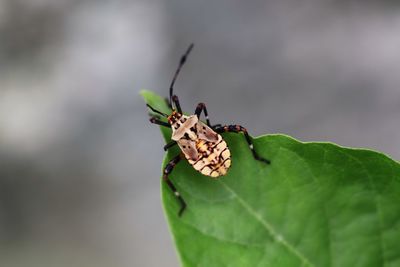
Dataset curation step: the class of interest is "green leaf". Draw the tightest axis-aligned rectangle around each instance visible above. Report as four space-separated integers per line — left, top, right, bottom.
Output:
141 89 400 267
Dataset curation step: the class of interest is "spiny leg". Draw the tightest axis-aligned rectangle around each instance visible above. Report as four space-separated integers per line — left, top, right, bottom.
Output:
164 141 177 151
194 103 221 128
163 154 187 216
215 125 271 164
168 44 194 108
149 117 171 128
194 102 211 126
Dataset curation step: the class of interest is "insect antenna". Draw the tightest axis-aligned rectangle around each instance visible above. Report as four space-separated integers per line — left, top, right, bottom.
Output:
146 104 168 117
169 43 194 108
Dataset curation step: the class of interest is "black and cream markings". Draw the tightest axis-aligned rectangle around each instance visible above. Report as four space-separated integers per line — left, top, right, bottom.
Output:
147 44 270 216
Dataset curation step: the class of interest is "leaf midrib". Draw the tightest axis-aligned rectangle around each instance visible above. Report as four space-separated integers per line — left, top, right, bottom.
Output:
220 180 315 267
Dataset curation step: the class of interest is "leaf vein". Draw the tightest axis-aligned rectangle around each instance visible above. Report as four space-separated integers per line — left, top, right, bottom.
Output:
342 151 387 266
181 220 266 248
220 181 315 267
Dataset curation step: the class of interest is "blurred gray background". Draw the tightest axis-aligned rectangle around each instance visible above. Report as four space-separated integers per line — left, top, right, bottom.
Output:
1 0 400 266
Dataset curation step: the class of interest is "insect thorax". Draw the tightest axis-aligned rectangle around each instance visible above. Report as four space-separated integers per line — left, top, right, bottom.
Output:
170 114 198 141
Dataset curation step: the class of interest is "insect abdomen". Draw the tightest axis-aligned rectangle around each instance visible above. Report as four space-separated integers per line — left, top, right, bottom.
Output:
188 135 231 178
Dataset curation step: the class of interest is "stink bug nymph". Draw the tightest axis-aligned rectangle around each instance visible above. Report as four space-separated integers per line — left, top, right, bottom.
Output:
147 44 270 216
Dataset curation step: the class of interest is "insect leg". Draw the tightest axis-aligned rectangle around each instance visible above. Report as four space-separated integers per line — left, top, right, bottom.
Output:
149 117 171 128
171 95 182 113
169 44 194 108
147 104 168 117
164 141 177 151
163 154 187 216
194 103 211 126
215 125 271 164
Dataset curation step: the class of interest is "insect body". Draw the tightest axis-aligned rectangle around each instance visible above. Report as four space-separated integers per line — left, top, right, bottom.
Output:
147 44 270 216
169 112 231 178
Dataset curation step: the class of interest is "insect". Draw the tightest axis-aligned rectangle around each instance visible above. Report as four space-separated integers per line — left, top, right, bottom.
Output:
147 44 270 216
